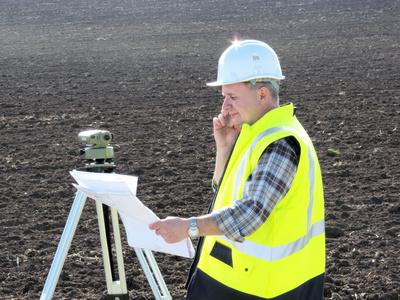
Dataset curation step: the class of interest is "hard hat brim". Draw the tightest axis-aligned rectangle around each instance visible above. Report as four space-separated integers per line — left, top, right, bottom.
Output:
206 81 223 87
206 75 285 87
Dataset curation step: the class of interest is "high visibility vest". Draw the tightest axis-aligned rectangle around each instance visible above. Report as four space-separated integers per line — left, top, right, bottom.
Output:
187 104 325 299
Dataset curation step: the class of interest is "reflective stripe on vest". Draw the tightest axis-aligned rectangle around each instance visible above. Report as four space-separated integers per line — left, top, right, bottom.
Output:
220 126 324 262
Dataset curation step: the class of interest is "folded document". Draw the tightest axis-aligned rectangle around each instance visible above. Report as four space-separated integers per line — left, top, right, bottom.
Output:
70 170 195 258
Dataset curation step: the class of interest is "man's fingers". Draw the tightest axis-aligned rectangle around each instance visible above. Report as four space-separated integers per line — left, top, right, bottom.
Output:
220 109 229 117
214 113 234 128
218 114 226 126
213 116 224 128
225 114 233 127
148 221 160 230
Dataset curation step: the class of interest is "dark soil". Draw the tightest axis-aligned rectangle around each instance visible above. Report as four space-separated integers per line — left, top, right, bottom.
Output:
1 0 399 299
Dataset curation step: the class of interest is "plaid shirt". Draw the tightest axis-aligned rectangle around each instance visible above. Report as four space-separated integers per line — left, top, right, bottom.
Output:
212 136 300 243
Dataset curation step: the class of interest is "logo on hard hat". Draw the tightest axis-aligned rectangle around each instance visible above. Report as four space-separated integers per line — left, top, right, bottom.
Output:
253 53 260 60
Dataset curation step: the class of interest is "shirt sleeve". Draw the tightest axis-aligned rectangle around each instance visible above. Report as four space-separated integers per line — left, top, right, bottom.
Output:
212 137 300 242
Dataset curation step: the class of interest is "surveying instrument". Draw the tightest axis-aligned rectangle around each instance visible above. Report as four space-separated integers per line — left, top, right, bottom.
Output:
40 130 172 300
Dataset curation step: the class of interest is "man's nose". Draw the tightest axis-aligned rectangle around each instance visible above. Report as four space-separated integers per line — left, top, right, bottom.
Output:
222 98 232 111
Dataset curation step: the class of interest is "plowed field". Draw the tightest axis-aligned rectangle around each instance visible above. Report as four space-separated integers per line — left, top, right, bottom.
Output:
1 0 399 299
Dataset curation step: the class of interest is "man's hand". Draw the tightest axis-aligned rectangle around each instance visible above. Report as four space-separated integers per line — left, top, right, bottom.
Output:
149 217 190 244
213 109 241 150
213 110 241 183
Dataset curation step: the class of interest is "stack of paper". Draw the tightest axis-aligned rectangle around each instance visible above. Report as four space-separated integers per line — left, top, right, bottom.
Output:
70 170 195 258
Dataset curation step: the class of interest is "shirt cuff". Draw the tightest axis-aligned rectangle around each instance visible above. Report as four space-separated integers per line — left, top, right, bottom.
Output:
212 209 245 243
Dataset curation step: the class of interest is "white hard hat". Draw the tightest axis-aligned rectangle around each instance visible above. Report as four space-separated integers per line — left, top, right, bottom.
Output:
207 40 285 87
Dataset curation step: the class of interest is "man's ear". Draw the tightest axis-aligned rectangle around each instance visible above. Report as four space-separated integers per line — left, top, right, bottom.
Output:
259 86 271 104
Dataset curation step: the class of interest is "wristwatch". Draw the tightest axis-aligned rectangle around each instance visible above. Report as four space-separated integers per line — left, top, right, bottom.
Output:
188 217 199 238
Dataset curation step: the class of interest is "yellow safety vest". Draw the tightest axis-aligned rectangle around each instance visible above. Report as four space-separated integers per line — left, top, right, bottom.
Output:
187 104 325 299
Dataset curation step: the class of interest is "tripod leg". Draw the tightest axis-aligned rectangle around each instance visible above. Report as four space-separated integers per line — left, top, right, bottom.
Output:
40 191 87 300
101 203 117 280
134 248 172 300
96 202 128 299
110 207 128 288
143 249 171 299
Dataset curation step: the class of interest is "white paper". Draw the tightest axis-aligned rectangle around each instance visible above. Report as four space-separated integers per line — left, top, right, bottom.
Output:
70 170 195 258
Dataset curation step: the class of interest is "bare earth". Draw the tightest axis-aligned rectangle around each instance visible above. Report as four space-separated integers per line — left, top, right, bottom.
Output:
1 0 399 299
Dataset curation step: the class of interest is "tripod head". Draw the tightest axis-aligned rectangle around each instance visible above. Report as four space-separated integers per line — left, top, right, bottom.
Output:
78 130 116 173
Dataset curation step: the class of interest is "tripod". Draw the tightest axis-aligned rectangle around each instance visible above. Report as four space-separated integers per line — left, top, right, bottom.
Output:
40 130 172 300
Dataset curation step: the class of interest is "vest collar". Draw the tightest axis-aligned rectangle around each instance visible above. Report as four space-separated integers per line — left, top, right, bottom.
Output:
241 103 294 134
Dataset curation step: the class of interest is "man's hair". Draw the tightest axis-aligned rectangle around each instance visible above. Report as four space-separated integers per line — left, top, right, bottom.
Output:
244 81 280 104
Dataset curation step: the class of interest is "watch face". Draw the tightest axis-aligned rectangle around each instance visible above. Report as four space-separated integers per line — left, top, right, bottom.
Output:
189 226 199 238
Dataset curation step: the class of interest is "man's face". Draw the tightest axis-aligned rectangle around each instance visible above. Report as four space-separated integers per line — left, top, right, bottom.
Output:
221 82 263 127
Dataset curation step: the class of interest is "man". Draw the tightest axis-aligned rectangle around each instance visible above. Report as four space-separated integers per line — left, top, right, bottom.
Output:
149 40 325 299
